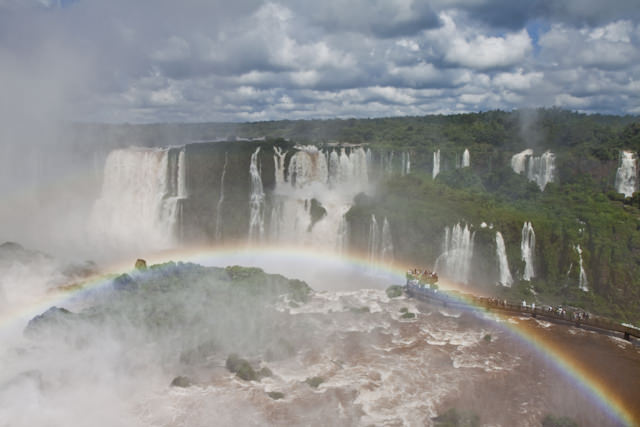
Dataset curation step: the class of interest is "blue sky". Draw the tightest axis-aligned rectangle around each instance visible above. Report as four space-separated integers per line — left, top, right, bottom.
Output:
1 0 639 123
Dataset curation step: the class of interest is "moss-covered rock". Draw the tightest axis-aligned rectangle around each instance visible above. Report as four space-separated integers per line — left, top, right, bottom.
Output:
170 376 192 388
226 354 258 381
433 407 480 427
305 376 325 389
267 391 285 400
386 285 404 298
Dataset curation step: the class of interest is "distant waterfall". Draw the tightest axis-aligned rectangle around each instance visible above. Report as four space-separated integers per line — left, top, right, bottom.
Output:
615 150 637 197
177 148 187 198
270 145 370 249
511 149 555 190
90 146 186 250
462 149 470 168
495 232 513 287
401 152 411 176
336 214 349 253
215 152 228 241
435 223 474 285
521 222 535 280
381 217 394 262
432 149 440 179
248 147 265 243
368 214 380 263
575 244 589 292
274 146 287 186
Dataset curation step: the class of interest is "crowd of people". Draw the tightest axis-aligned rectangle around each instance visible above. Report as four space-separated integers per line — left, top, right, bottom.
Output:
406 268 438 285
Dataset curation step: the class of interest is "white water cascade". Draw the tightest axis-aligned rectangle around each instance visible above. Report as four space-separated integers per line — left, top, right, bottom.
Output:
575 244 589 292
615 150 637 198
215 152 228 241
521 222 535 281
495 232 513 287
401 152 411 175
270 145 370 250
432 149 440 179
90 146 186 250
248 147 265 243
510 149 555 190
462 149 470 168
381 217 394 263
368 214 380 264
435 223 474 285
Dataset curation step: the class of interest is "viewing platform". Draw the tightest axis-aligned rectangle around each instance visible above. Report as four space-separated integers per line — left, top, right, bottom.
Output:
405 281 640 343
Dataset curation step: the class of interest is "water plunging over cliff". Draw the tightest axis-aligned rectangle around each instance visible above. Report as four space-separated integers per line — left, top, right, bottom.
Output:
248 147 265 243
381 217 394 263
521 222 535 281
433 150 440 179
214 152 228 241
462 149 470 168
270 146 370 250
496 231 513 287
615 150 637 198
435 223 474 285
575 244 588 292
90 146 186 250
510 149 555 191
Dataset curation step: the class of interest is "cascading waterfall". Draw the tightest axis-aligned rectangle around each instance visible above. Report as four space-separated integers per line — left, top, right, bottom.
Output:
432 149 440 179
90 146 185 250
274 146 287 186
248 147 265 243
336 214 349 253
368 214 380 263
575 244 589 292
521 222 535 280
615 150 637 197
270 145 370 249
510 149 555 190
510 149 533 174
495 231 513 287
214 152 228 241
462 149 470 168
380 217 394 262
434 223 474 285
401 152 411 176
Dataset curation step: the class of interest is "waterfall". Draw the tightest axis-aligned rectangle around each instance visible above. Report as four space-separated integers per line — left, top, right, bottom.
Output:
177 148 187 198
434 223 474 285
274 146 287 186
270 145 370 249
432 149 440 179
615 150 637 197
510 149 533 174
248 147 265 243
381 217 394 263
527 151 555 190
214 152 228 241
521 222 535 280
368 215 380 263
336 214 349 253
462 149 470 168
90 146 185 250
495 232 513 287
401 152 411 176
575 244 589 292
511 149 555 190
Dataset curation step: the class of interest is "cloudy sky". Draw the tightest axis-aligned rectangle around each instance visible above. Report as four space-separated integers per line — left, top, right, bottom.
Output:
1 0 640 123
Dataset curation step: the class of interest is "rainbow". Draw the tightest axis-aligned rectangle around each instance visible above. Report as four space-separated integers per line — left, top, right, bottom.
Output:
1 244 636 426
